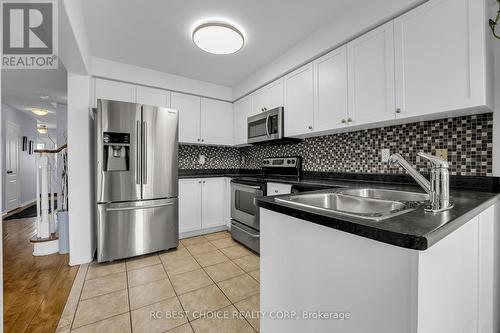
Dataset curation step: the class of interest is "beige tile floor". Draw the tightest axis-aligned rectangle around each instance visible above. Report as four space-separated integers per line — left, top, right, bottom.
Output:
56 231 260 333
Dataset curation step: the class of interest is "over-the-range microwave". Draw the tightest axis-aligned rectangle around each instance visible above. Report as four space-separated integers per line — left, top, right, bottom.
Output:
247 107 285 144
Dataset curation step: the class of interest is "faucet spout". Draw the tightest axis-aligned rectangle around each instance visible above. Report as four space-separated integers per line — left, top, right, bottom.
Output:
388 153 431 194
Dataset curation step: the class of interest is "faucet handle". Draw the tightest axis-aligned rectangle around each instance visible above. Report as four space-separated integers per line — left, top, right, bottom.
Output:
417 152 449 169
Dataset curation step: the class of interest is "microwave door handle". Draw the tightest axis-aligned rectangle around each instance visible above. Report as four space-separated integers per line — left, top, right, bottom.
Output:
136 120 141 184
265 114 270 137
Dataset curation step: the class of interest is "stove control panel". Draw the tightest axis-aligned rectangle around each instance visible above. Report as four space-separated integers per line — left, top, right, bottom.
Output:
262 157 301 168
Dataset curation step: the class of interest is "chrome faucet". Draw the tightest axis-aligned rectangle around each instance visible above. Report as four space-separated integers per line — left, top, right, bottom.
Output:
388 152 453 212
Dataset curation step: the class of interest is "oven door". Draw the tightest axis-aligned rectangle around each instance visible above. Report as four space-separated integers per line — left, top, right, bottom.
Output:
231 182 263 230
247 107 283 144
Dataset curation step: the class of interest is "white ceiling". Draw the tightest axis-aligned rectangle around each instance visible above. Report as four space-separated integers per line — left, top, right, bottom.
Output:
80 0 366 86
1 65 67 129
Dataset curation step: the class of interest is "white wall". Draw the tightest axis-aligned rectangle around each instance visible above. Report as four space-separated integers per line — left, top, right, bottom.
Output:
232 0 425 99
493 39 500 177
92 57 233 101
67 73 94 265
1 104 38 210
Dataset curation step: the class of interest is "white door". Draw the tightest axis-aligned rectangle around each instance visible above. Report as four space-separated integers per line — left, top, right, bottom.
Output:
201 178 227 229
136 86 171 107
348 22 395 125
266 79 284 110
94 78 136 104
251 88 267 115
200 98 233 145
394 0 482 118
284 63 315 136
233 97 251 145
179 179 202 233
313 46 348 132
5 121 20 212
171 92 201 144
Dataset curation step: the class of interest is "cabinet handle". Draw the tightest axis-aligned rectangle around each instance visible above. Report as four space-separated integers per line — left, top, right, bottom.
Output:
199 181 202 184
275 190 278 193
201 139 204 142
261 108 264 112
341 119 347 124
203 180 206 183
347 118 352 123
197 138 200 142
395 108 401 114
308 125 313 130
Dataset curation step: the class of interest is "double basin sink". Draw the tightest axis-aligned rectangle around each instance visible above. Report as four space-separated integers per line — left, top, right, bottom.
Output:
275 188 430 221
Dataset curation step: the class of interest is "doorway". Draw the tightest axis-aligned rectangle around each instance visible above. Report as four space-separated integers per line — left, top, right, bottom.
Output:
5 121 20 212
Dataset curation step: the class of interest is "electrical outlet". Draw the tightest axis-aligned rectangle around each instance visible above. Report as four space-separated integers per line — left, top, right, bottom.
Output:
435 149 448 160
198 154 206 165
381 149 391 162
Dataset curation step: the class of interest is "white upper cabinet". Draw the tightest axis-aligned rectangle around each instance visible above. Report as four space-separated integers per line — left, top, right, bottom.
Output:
201 178 227 229
266 79 284 110
95 79 136 104
201 98 234 146
284 63 314 137
394 0 491 118
347 22 395 125
250 79 284 115
233 96 251 146
136 86 171 108
171 92 201 144
313 46 348 132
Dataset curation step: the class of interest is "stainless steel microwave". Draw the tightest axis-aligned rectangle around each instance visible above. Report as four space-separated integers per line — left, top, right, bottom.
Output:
247 107 284 144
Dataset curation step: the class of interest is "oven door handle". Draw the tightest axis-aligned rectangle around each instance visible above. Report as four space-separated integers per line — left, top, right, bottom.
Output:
233 184 261 190
232 223 260 238
265 114 271 137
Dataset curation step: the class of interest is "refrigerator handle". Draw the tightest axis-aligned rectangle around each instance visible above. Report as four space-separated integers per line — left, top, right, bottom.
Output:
142 121 147 184
136 120 141 184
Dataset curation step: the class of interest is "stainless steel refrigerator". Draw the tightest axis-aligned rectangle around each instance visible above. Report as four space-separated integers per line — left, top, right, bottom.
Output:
95 99 179 262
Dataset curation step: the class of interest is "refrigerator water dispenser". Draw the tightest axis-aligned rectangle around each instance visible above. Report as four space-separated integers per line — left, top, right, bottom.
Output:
103 132 130 171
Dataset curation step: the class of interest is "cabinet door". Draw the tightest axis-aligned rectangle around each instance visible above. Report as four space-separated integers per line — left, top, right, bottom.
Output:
200 98 234 145
233 97 251 145
394 0 483 118
251 88 267 115
136 86 171 108
201 178 227 229
284 63 315 136
179 179 202 233
171 92 201 144
313 46 348 132
348 22 395 125
266 79 284 110
95 78 136 103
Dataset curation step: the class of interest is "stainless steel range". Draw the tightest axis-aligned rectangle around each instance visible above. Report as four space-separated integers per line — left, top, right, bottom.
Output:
230 157 302 253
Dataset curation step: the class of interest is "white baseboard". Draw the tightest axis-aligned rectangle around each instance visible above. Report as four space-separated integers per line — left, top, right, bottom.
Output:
179 225 228 239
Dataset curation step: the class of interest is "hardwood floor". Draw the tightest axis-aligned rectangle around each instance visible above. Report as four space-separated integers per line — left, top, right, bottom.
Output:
3 217 79 333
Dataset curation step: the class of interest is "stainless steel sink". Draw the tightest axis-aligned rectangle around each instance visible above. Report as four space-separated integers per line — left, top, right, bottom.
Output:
275 188 428 221
339 188 429 202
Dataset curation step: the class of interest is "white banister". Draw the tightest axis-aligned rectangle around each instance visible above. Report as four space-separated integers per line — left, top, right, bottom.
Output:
31 144 67 256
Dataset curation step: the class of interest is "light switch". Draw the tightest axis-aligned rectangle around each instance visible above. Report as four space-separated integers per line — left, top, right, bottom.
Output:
381 149 391 163
198 154 206 165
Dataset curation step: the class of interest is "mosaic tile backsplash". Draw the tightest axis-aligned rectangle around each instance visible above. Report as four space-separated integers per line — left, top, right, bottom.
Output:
180 113 493 176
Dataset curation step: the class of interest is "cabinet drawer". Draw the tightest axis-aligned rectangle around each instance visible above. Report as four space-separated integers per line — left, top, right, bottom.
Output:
267 182 292 195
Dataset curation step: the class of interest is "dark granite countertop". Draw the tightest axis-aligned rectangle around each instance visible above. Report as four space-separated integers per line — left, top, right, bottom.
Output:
179 169 500 250
256 182 499 250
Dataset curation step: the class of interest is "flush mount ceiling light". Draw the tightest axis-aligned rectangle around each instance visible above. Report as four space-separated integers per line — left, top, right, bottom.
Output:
37 125 48 134
192 22 244 54
32 108 49 116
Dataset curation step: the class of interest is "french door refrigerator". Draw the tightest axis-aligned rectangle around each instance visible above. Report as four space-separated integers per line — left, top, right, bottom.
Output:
96 99 178 262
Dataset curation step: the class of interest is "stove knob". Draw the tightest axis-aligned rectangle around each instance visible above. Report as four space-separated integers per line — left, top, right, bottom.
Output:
287 160 291 164
291 160 296 164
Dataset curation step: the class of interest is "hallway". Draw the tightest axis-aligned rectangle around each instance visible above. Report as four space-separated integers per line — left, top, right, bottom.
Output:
3 217 78 332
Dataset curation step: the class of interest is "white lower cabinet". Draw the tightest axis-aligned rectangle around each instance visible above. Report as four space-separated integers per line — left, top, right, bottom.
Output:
179 178 229 237
179 179 202 233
